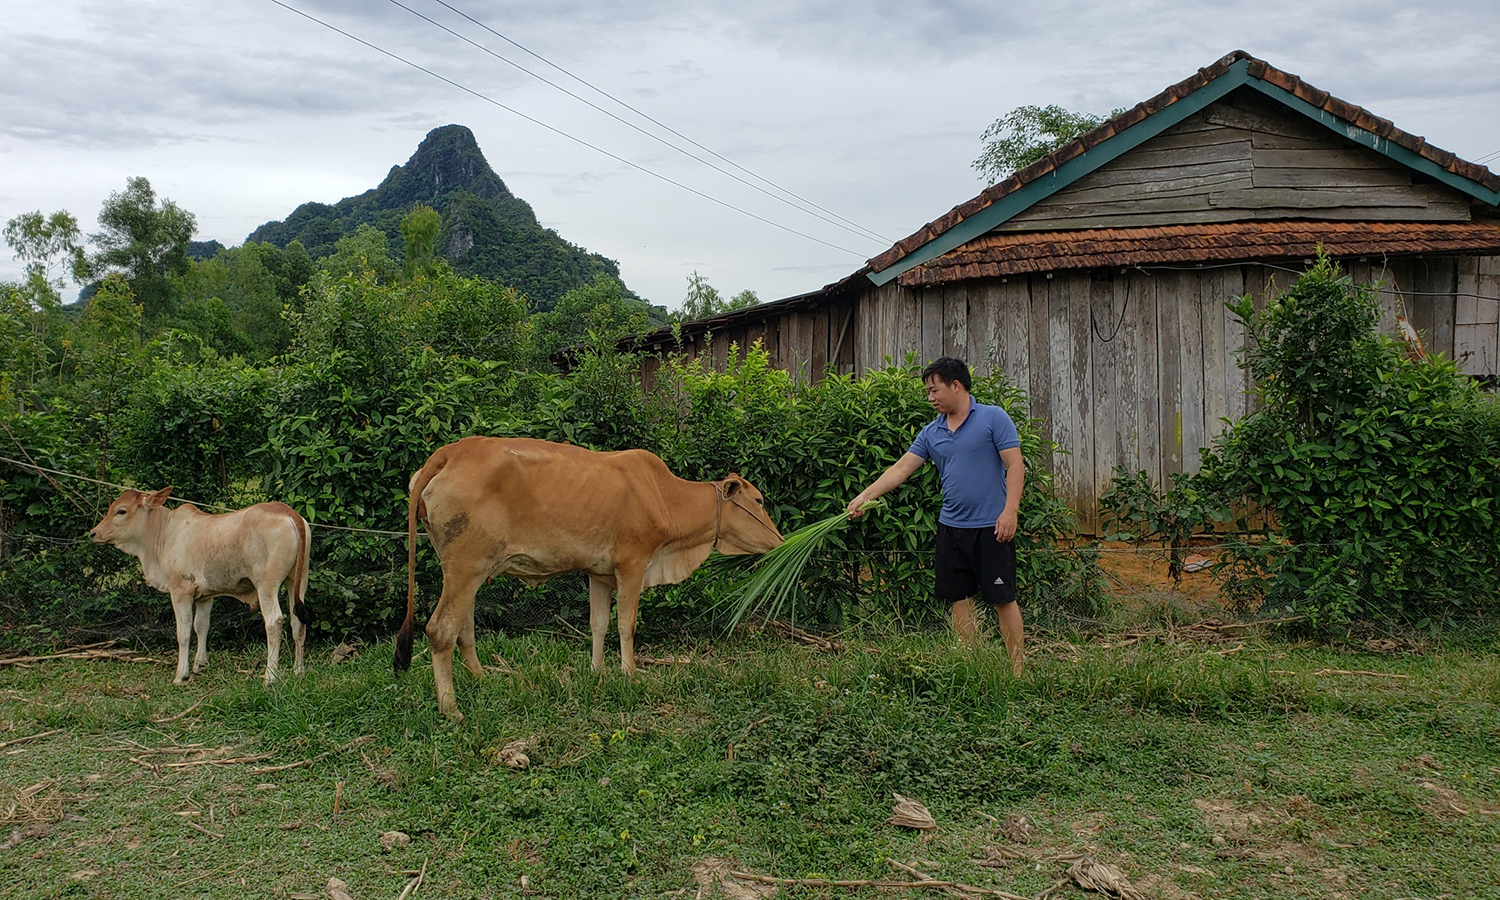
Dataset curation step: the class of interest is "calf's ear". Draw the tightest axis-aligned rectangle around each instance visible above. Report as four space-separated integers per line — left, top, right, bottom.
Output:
720 477 742 498
147 486 174 507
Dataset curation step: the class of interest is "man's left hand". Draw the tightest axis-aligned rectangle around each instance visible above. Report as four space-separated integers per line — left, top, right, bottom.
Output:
995 509 1018 543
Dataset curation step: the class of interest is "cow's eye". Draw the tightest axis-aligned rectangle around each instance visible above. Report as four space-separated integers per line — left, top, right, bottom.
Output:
755 498 764 505
114 509 125 516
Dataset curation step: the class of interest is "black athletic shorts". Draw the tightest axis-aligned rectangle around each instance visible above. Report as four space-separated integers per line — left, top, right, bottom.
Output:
934 522 1018 606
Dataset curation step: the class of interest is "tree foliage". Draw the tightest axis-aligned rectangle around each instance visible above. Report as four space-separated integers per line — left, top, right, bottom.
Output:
81 177 197 320
675 271 759 323
972 104 1108 184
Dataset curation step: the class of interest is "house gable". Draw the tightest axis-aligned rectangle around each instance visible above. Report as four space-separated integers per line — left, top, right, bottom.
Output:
867 52 1500 286
1000 89 1473 231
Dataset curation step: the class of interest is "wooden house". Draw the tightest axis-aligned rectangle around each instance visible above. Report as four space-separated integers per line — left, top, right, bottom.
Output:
629 51 1500 531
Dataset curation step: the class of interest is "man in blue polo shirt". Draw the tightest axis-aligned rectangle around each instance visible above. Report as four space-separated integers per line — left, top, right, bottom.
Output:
847 357 1026 674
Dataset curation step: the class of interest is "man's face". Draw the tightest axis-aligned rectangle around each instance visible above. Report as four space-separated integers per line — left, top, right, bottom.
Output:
924 376 966 415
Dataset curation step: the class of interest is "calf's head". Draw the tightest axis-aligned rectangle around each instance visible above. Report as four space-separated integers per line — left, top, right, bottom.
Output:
90 487 174 548
714 474 784 555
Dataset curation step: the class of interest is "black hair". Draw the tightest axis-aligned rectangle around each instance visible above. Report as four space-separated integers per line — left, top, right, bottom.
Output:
920 357 971 391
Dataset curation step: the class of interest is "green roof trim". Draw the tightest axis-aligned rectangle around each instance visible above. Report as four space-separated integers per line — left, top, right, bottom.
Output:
869 57 1498 287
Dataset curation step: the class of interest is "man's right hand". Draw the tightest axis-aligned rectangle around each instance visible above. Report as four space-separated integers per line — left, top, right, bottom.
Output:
846 494 870 518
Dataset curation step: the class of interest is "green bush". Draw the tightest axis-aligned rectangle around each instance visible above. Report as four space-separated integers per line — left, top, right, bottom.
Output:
1196 254 1500 622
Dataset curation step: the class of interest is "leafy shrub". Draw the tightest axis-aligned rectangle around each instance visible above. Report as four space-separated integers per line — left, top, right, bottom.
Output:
1196 254 1500 622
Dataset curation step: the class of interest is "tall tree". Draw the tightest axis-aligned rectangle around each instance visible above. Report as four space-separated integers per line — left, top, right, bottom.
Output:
4 210 84 310
401 202 442 280
81 177 197 319
972 105 1108 184
675 272 759 323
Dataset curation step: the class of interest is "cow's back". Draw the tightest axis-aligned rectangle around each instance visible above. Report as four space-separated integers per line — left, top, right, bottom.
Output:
161 503 305 596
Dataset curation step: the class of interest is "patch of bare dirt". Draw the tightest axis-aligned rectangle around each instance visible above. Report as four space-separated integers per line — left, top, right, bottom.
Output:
690 858 777 900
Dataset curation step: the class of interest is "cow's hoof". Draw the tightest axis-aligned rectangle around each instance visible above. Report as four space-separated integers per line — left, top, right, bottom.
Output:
192 664 207 674
173 675 190 686
441 709 465 724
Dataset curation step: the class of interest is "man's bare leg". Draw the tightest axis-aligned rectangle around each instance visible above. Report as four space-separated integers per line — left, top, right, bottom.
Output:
994 601 1024 676
951 598 979 646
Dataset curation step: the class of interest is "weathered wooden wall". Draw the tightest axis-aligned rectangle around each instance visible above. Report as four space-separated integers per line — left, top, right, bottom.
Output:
1002 90 1473 231
662 255 1499 531
844 256 1499 532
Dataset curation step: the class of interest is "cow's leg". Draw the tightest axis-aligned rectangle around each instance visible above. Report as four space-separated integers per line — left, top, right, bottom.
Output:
426 569 484 721
457 610 483 680
614 565 645 680
170 591 194 685
588 575 613 672
192 597 214 673
256 582 286 685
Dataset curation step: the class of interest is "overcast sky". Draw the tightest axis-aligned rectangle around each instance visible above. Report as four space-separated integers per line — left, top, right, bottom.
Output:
3 1 1498 308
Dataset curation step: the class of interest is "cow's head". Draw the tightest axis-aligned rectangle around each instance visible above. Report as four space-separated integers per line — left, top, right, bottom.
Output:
714 474 784 555
90 487 174 548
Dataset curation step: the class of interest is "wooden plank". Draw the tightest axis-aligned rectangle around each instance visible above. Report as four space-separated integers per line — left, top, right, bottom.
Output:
1252 148 1401 169
1134 271 1161 489
1455 325 1498 376
1252 167 1412 188
943 284 968 360
711 331 729 371
1179 271 1207 475
1135 124 1255 152
761 315 780 370
1048 275 1085 526
1250 131 1341 151
1481 257 1500 377
897 284 920 370
965 281 997 377
1157 270 1186 482
810 306 830 381
920 289 943 366
1027 276 1054 459
1456 256 1482 326
1090 272 1123 511
1058 157 1252 192
1103 139 1253 170
1210 187 1434 209
831 301 856 375
1047 169 1253 204
1415 257 1458 360
1199 267 1234 443
1205 103 1319 139
1002 278 1030 390
781 311 812 382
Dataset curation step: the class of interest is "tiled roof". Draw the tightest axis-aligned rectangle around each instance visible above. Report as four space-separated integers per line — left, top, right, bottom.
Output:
897 221 1500 286
868 50 1500 276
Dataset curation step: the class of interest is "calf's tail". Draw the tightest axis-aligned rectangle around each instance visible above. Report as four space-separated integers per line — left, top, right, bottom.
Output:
292 512 311 624
395 454 442 674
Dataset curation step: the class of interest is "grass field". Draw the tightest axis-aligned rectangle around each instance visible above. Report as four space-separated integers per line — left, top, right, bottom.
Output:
1 619 1497 900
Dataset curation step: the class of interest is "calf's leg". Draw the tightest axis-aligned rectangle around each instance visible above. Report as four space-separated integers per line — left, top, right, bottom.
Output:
171 591 195 685
588 575 613 672
256 583 286 685
192 597 214 673
289 595 307 676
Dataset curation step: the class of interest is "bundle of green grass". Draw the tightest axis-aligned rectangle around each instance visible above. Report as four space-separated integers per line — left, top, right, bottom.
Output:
711 501 883 630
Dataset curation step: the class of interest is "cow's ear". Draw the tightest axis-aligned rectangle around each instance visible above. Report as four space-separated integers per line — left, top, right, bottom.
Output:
147 486 174 507
721 478 742 498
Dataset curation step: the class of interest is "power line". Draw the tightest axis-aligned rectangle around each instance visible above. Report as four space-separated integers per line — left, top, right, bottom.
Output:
385 0 890 246
1475 148 1500 165
423 0 893 244
266 0 867 258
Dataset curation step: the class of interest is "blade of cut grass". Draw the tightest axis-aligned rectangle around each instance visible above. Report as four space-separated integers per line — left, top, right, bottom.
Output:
713 501 883 631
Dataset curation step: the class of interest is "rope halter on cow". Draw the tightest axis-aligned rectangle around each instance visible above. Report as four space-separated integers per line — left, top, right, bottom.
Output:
712 477 782 553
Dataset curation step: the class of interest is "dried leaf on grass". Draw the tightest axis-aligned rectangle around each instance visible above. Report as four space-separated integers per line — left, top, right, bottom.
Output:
693 857 777 900
998 813 1035 844
498 739 530 769
1 779 65 827
328 643 358 664
380 830 411 852
1065 855 1146 900
889 793 938 832
326 876 356 900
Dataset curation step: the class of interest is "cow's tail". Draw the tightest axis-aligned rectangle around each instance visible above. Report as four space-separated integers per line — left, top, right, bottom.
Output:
291 512 311 624
395 453 442 674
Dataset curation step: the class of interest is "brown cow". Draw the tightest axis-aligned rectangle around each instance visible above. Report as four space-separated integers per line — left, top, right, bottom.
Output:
89 487 312 685
395 437 784 719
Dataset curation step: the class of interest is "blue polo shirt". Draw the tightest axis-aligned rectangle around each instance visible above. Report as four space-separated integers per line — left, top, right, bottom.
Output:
908 398 1021 528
